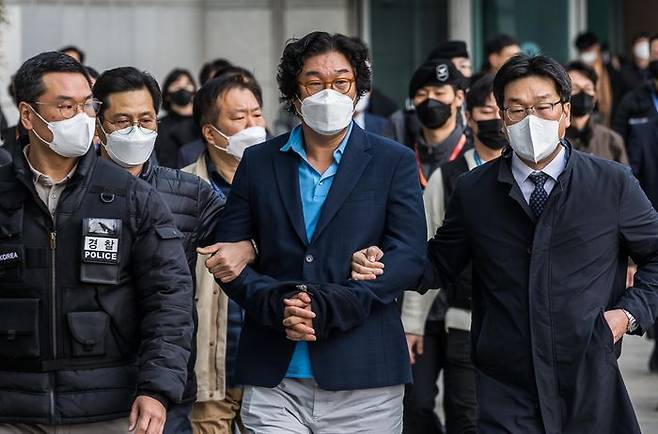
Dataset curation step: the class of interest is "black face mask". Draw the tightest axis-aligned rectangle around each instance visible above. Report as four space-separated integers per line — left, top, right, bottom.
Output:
169 89 194 107
475 119 508 150
649 60 658 80
416 98 453 129
570 92 595 117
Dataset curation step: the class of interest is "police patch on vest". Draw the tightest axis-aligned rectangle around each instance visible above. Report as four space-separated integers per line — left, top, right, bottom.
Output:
0 247 21 266
82 218 121 265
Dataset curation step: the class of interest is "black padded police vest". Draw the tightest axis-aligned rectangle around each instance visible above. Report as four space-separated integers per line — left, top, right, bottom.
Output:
0 158 140 372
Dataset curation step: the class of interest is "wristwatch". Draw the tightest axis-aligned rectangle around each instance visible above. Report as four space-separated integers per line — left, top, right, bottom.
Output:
622 309 638 333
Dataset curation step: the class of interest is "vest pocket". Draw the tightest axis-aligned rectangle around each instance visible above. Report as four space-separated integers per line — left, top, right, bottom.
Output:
0 298 40 358
67 311 110 357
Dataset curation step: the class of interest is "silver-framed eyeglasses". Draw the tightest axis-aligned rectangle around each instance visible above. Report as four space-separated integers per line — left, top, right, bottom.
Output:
503 100 564 122
33 99 101 119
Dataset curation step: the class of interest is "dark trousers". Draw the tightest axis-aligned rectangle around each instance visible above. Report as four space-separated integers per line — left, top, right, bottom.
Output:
651 321 658 371
403 321 447 434
163 401 193 434
444 329 477 434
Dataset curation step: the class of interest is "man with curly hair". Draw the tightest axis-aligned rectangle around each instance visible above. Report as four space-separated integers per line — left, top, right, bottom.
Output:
205 31 427 433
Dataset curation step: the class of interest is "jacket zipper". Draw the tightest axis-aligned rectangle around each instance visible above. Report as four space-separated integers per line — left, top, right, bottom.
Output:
49 230 57 422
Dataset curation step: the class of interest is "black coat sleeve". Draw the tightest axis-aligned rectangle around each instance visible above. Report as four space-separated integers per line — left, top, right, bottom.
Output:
130 184 194 404
195 177 225 247
615 168 658 334
419 175 471 293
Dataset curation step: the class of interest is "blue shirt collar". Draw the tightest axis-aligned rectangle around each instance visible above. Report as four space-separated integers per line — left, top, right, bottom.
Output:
280 122 353 165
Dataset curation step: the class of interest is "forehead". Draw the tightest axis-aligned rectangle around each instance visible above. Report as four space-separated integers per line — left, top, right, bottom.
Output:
476 94 497 107
40 71 91 100
503 75 559 103
417 84 453 93
568 70 593 86
105 89 155 114
170 74 193 88
219 87 261 110
300 51 353 77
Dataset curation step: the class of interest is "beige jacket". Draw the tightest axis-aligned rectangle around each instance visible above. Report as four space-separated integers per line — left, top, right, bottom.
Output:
183 153 229 402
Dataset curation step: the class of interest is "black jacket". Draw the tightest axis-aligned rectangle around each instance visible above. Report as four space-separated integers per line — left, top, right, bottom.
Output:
0 148 194 424
155 114 201 168
421 142 658 433
440 155 472 311
139 157 224 403
628 117 658 210
612 82 658 142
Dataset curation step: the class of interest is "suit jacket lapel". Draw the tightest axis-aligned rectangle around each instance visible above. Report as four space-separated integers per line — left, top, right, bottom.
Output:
273 150 309 245
497 150 537 223
311 125 372 244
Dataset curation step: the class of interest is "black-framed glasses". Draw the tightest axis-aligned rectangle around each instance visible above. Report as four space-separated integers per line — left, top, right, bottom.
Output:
503 100 564 122
298 78 355 96
103 118 158 135
32 99 101 119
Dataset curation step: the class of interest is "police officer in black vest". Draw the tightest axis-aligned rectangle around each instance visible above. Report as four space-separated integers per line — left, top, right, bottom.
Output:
0 52 194 434
91 66 255 434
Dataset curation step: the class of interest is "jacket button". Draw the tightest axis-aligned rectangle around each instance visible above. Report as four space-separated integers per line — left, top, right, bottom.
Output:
209 342 214 347
305 254 314 263
527 246 532 254
213 289 218 295
209 392 214 398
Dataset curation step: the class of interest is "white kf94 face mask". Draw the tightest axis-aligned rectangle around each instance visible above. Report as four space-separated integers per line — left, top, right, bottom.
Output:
211 125 267 161
101 125 158 168
30 107 95 158
299 89 355 135
505 114 561 163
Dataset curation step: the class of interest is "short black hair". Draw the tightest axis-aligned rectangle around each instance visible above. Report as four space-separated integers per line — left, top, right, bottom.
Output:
277 32 371 113
193 72 264 134
85 66 99 80
574 32 599 51
213 66 261 103
485 34 519 57
650 34 658 46
565 60 598 87
92 67 162 120
493 54 571 109
631 32 650 46
162 68 197 111
58 45 85 64
14 51 91 106
466 74 495 112
199 58 233 86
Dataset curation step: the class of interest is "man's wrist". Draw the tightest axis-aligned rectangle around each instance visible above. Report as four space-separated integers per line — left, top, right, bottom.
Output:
622 309 638 333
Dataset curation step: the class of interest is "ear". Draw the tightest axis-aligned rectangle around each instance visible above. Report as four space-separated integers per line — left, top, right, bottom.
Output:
95 118 106 143
562 102 571 129
202 124 219 147
18 102 34 131
292 96 303 118
455 89 465 107
465 110 476 131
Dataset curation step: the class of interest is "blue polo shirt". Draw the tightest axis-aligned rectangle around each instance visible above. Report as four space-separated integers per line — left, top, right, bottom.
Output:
279 122 353 378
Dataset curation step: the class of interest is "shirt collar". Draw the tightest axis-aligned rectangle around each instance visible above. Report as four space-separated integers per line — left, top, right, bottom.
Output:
204 150 231 193
280 122 353 165
23 145 77 186
511 143 566 184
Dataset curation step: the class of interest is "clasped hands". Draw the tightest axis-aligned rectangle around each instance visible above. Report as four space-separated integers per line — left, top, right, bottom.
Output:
283 292 317 342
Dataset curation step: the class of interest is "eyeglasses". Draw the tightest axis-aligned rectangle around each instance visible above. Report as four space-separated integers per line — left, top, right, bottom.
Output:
503 100 564 123
104 119 158 134
298 78 355 96
32 99 101 119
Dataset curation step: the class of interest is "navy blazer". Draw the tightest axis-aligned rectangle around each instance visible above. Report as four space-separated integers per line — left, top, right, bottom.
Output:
215 124 427 390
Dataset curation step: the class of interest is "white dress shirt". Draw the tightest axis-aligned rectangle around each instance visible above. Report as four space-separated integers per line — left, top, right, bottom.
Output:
511 145 566 204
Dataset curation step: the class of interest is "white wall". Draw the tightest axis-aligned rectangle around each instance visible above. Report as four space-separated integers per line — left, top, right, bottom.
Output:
3 0 359 130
